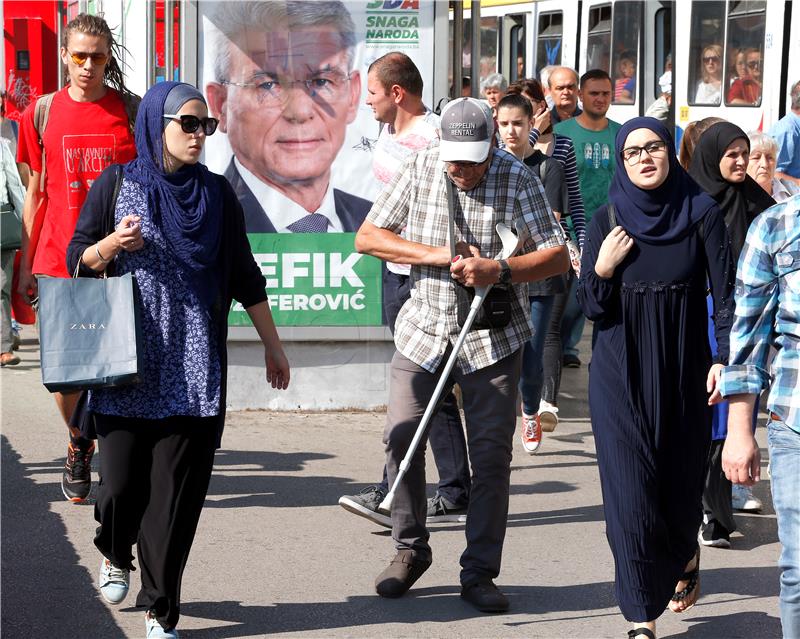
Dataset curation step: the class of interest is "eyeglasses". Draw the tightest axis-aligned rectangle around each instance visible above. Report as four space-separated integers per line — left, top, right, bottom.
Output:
747 60 762 70
68 50 109 66
163 114 219 136
703 56 720 64
221 70 353 107
621 140 667 165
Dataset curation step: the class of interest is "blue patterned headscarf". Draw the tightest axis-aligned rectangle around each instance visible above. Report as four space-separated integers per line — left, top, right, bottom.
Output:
124 81 222 310
608 117 716 244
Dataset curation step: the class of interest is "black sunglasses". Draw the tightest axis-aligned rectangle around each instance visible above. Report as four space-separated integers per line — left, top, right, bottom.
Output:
163 114 218 135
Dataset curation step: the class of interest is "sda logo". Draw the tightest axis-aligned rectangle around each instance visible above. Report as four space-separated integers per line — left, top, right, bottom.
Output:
366 0 419 9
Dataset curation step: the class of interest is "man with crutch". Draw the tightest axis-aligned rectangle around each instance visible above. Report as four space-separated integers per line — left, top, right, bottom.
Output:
355 97 569 612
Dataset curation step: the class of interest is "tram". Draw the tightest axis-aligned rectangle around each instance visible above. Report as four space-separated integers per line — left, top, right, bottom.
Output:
457 0 799 133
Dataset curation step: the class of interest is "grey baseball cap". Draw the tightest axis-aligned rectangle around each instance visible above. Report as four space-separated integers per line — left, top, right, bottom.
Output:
439 97 494 163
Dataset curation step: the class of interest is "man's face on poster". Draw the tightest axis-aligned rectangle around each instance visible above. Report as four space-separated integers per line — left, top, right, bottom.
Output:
208 25 361 188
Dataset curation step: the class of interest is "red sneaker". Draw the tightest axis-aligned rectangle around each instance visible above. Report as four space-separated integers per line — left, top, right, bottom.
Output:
521 413 542 454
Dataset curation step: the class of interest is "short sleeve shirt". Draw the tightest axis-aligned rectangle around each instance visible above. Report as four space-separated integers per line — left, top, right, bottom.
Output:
17 87 136 277
768 112 800 179
367 146 565 374
554 117 621 222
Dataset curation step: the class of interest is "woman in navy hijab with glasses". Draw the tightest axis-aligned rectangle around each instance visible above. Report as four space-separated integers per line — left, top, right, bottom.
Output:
577 117 735 639
68 81 290 639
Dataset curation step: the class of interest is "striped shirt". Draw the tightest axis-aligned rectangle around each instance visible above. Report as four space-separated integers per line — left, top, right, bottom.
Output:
719 194 800 433
368 145 565 374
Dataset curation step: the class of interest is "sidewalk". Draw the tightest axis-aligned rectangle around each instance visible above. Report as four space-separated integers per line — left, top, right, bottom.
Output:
1 329 782 638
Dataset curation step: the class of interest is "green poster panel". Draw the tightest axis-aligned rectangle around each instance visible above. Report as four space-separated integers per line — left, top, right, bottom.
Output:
229 233 383 327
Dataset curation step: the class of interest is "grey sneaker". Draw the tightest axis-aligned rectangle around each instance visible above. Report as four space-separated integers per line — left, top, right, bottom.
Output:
426 493 468 523
338 485 391 528
98 557 129 605
732 484 763 512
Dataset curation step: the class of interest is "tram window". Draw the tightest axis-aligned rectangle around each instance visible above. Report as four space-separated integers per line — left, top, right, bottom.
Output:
611 1 641 105
653 8 672 100
724 1 766 107
536 12 563 78
586 5 612 74
687 1 725 106
462 17 500 86
510 24 525 82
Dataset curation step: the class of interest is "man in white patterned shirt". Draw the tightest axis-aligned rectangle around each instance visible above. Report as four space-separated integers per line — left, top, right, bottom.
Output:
355 97 568 612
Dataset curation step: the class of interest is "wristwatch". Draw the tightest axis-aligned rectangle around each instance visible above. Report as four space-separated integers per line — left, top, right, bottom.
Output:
497 259 512 285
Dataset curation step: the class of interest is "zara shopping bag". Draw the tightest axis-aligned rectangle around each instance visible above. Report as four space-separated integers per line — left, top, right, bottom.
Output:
39 272 140 392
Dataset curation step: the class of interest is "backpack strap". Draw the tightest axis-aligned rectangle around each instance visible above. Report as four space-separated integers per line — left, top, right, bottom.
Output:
121 92 141 134
33 92 56 193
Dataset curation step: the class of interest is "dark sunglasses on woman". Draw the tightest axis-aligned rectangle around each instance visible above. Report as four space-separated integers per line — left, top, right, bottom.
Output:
162 114 219 135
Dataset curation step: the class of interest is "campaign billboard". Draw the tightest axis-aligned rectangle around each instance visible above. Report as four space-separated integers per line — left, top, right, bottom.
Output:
197 0 436 327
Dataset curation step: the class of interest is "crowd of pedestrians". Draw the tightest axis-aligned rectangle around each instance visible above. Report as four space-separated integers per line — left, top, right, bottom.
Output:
2 10 799 639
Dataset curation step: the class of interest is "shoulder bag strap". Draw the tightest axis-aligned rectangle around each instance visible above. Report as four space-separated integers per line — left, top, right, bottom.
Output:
444 170 458 261
33 92 55 193
103 165 124 239
607 203 617 229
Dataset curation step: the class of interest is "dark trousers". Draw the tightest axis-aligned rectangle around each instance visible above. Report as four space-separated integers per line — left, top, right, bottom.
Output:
541 271 571 405
702 439 736 534
381 270 470 505
384 348 522 586
94 413 217 631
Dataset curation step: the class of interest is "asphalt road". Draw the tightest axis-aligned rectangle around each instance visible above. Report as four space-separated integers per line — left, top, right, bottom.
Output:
1 327 782 638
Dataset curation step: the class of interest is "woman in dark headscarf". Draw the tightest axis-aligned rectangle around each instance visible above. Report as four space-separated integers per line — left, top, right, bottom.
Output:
67 81 290 639
577 117 735 639
687 122 775 550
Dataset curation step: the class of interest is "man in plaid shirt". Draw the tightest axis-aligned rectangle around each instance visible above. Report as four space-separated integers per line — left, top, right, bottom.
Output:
355 97 568 611
715 194 800 638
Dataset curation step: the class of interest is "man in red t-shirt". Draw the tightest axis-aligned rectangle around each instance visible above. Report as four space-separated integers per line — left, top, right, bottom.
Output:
17 14 137 503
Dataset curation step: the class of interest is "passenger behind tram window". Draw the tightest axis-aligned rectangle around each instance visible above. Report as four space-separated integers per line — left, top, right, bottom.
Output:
694 44 722 105
614 50 636 104
727 48 763 106
727 48 749 90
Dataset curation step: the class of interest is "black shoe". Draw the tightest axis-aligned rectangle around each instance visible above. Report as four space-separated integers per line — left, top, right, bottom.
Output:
699 516 731 548
61 440 95 502
562 354 581 368
375 549 431 598
338 485 391 528
460 580 509 612
426 494 468 523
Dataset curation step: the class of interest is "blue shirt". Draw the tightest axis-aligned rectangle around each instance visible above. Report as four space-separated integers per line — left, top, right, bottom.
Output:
768 111 800 179
719 194 800 433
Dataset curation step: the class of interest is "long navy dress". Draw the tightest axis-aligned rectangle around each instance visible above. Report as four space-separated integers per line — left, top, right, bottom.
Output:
578 204 735 621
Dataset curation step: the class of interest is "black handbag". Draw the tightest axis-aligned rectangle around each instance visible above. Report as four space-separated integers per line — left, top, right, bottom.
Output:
444 173 512 330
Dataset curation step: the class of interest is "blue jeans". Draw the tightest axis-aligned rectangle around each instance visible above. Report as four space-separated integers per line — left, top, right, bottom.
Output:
768 419 800 639
560 272 586 358
519 295 555 415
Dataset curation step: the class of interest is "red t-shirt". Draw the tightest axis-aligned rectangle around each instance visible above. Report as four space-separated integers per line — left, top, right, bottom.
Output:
17 87 136 277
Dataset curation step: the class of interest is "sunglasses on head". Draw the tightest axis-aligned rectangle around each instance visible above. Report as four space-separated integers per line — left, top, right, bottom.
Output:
68 50 109 66
703 56 720 64
163 114 219 135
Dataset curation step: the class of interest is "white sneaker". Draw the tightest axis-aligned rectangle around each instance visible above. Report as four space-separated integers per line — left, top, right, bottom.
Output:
520 413 542 454
98 557 129 605
538 400 559 432
145 611 179 638
732 484 763 512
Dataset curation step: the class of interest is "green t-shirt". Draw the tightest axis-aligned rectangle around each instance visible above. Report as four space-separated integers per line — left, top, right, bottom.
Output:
554 117 622 223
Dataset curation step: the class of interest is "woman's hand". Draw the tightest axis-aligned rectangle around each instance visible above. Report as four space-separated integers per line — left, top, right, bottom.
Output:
114 214 143 252
532 106 551 135
594 226 633 279
706 363 725 404
265 346 290 390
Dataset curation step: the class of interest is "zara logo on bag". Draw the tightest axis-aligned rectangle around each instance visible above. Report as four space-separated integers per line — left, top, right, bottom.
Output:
70 323 107 330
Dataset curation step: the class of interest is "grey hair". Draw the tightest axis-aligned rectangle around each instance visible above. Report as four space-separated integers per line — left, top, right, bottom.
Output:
792 80 800 111
747 130 778 157
211 1 356 83
480 72 508 94
539 65 555 89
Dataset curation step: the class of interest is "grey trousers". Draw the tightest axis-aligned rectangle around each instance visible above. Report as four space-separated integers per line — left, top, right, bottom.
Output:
384 347 522 587
1 249 15 352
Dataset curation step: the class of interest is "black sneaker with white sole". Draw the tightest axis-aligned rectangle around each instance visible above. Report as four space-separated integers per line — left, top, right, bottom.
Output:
426 494 468 523
338 485 392 528
62 440 95 502
699 516 731 548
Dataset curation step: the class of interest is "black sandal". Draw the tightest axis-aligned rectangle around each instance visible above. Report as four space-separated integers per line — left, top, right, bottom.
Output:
670 547 701 610
627 628 655 639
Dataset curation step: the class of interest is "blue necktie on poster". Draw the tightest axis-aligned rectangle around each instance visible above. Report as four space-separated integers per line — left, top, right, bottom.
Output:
287 213 330 233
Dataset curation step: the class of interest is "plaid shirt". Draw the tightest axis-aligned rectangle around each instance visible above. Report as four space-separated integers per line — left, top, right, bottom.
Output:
720 194 800 433
368 146 564 374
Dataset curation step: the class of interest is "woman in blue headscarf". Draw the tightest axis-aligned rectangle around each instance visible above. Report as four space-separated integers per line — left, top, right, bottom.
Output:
68 81 290 639
577 117 735 638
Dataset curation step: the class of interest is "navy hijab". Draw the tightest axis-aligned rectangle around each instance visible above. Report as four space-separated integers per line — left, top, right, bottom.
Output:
608 117 717 244
687 121 775 259
124 81 222 310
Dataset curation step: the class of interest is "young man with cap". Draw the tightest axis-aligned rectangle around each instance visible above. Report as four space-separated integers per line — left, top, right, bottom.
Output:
355 97 569 611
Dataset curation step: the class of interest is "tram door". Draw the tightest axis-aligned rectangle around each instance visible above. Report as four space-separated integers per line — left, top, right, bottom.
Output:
500 13 527 84
642 1 674 127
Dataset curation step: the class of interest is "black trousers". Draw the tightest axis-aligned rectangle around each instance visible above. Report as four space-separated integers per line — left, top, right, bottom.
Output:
93 413 217 631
